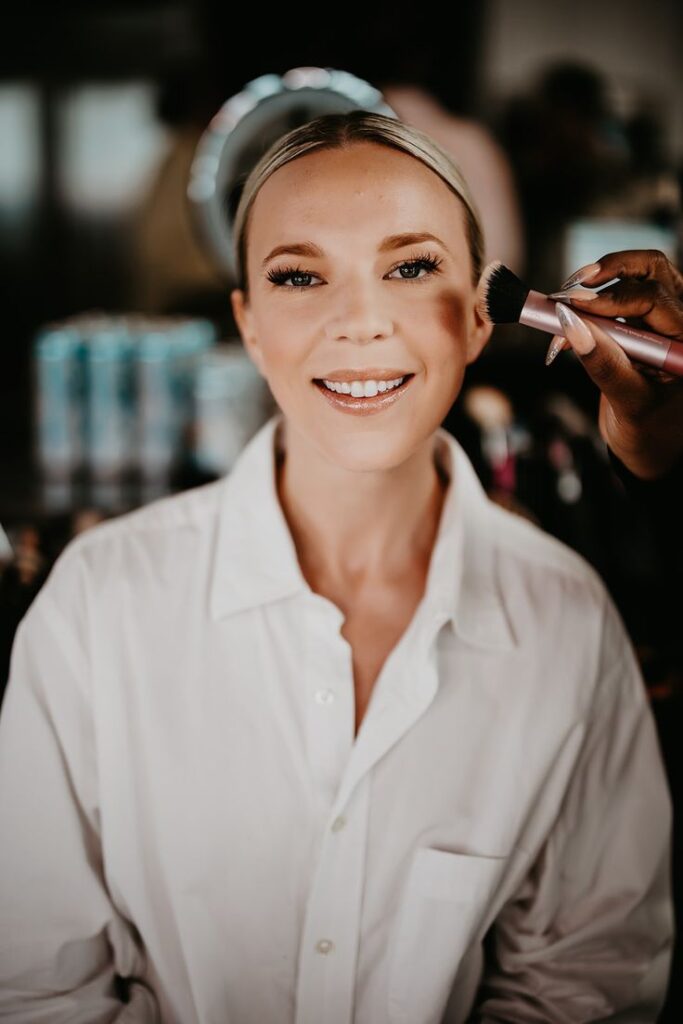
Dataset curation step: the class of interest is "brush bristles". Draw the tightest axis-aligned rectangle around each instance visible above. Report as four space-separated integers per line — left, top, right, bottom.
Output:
477 261 530 325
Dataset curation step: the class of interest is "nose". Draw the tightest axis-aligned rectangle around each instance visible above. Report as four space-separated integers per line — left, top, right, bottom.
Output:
323 277 394 344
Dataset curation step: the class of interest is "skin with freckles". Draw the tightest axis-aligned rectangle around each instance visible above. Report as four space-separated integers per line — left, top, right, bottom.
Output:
232 144 493 733
230 142 491 732
231 141 490 574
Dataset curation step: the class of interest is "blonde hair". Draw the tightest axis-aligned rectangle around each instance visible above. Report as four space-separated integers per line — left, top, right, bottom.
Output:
231 110 484 294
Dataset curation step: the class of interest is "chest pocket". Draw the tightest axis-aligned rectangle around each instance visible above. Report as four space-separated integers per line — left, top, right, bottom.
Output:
387 846 508 1024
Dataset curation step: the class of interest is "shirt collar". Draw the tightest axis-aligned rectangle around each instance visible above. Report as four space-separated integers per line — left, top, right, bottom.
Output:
210 412 516 651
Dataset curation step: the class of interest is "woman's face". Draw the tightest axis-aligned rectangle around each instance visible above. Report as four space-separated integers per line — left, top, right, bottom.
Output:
231 140 491 472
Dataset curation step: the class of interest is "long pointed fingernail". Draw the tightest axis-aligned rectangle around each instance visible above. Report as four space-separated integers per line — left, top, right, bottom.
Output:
548 286 599 301
559 263 601 290
555 303 596 355
545 336 567 366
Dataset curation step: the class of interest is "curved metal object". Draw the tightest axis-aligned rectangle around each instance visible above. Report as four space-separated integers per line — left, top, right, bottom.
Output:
187 67 396 280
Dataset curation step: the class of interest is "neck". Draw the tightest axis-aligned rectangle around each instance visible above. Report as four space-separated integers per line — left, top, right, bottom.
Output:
274 419 449 593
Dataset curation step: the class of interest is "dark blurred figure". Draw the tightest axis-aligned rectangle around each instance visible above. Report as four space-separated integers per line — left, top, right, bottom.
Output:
499 61 680 292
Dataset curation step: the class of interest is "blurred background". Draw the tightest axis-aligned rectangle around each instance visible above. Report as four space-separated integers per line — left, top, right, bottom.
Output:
0 1 681 1017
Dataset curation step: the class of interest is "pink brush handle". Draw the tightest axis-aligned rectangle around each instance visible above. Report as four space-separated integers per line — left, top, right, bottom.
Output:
521 290 683 377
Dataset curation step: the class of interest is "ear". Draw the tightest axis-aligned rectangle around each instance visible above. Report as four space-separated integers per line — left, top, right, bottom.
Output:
465 297 493 365
230 288 266 376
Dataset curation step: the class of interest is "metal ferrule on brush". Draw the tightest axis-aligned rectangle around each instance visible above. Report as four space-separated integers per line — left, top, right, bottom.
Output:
520 291 565 337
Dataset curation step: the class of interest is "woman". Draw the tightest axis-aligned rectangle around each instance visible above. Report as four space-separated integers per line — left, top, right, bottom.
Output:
0 111 673 1022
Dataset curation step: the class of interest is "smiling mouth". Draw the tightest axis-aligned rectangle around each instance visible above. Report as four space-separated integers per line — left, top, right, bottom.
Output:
312 374 414 398
311 373 416 413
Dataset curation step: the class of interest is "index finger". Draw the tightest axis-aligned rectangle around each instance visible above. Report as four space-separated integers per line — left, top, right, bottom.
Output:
569 279 683 340
564 250 683 295
596 250 683 293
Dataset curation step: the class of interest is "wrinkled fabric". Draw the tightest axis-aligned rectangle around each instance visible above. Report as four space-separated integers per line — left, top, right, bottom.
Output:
0 412 673 1023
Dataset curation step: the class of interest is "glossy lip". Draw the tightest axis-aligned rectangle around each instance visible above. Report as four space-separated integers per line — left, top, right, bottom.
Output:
313 368 411 383
312 374 415 416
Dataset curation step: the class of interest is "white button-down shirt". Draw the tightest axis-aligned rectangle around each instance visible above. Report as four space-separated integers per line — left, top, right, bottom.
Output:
0 412 673 1023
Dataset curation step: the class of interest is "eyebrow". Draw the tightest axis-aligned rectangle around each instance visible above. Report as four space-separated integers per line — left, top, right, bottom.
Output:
260 232 449 268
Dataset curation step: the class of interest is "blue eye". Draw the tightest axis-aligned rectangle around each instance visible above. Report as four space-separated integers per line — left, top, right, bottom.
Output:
388 254 442 280
265 266 321 288
265 252 443 289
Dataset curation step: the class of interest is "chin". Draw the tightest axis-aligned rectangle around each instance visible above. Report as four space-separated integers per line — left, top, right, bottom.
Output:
314 415 443 475
276 380 458 471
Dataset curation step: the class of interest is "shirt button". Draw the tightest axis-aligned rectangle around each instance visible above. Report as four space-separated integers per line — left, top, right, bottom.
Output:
315 939 335 955
315 689 335 704
331 815 346 833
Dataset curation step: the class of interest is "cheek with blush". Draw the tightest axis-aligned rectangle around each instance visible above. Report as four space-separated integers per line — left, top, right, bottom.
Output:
431 293 472 379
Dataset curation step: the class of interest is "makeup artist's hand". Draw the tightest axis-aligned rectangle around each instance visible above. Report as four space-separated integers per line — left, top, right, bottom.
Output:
546 249 683 480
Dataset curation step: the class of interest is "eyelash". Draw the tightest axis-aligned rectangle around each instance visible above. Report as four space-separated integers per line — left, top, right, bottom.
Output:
265 252 443 289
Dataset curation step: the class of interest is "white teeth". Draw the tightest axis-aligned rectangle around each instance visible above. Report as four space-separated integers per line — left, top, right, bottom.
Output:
321 375 406 396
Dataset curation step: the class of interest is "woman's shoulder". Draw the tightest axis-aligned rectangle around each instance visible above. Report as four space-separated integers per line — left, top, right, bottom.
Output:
478 501 631 691
484 495 608 602
44 478 226 595
83 477 222 543
452 434 606 598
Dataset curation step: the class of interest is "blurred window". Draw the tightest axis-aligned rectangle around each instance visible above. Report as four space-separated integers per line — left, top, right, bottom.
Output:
563 219 678 282
58 82 170 213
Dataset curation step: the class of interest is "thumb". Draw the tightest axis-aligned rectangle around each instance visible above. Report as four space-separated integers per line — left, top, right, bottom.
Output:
555 303 650 412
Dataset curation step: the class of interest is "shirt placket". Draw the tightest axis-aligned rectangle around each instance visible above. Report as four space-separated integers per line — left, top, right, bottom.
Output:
303 594 355 810
295 595 449 1024
296 593 366 1024
295 778 371 1024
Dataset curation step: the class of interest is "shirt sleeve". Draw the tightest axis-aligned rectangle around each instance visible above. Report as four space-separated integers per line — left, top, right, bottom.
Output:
471 590 674 1023
0 543 159 1023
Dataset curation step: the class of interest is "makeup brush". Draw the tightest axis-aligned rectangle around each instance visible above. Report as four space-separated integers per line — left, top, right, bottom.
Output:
477 262 683 377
